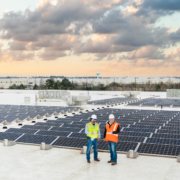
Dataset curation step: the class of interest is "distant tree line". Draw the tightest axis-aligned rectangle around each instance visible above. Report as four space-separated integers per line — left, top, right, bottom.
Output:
7 78 180 91
9 84 26 89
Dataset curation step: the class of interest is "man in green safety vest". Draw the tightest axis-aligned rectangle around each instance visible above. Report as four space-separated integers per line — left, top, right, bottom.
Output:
85 114 101 163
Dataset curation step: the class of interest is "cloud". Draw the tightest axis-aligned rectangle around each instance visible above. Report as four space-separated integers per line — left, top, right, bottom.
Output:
0 0 180 64
120 46 165 60
142 0 180 11
38 50 67 60
166 48 180 59
0 43 3 58
9 51 34 61
9 41 28 51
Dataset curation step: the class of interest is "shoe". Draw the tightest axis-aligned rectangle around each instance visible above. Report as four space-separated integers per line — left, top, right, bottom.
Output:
94 159 100 162
111 162 117 166
107 160 113 163
87 160 91 163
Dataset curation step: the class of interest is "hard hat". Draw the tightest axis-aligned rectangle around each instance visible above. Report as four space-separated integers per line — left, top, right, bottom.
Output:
109 114 115 119
91 114 97 120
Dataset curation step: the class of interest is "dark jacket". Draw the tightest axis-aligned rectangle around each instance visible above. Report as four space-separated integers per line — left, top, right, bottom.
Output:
104 121 120 139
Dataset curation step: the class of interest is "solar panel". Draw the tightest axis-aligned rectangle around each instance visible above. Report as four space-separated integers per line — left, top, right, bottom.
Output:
137 143 180 156
1 107 180 157
52 137 87 148
21 125 51 130
5 128 38 134
37 130 70 137
16 134 57 144
0 132 23 141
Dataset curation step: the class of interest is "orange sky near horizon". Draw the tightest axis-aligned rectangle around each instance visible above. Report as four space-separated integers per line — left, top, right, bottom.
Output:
0 55 180 77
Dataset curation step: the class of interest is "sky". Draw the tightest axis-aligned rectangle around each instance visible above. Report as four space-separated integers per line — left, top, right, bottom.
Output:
0 0 180 77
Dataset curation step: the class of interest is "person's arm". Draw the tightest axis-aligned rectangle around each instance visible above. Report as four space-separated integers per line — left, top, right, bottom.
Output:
85 124 91 135
104 127 107 138
112 125 120 134
98 126 101 139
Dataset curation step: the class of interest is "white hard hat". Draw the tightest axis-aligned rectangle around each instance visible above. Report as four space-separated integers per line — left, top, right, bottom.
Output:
109 114 115 119
91 114 97 120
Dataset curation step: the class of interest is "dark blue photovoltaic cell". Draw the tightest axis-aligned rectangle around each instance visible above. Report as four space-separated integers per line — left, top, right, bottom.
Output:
37 130 70 137
137 143 180 156
16 134 57 144
146 138 180 146
52 137 87 148
5 128 37 134
0 132 23 141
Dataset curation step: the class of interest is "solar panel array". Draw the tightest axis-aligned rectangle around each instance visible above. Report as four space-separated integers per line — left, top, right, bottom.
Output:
128 98 180 107
0 105 80 123
88 97 137 105
1 107 180 156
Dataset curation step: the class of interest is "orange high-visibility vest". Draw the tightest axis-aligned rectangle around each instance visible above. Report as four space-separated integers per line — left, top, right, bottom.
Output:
105 122 120 143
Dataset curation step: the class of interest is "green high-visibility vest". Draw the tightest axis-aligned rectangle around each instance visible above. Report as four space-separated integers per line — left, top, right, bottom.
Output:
86 122 99 138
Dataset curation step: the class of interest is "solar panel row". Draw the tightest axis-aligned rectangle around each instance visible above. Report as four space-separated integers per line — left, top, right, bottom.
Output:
128 98 180 107
0 105 80 123
1 107 180 157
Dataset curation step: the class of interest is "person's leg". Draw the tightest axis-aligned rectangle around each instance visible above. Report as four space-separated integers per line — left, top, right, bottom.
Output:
86 139 92 160
111 142 117 163
108 141 113 161
93 139 98 159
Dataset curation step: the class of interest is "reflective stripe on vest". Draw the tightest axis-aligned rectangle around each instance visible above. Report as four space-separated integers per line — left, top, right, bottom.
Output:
86 122 99 139
105 122 120 143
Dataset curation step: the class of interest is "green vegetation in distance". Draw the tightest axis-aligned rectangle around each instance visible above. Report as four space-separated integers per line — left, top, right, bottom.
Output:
7 78 180 91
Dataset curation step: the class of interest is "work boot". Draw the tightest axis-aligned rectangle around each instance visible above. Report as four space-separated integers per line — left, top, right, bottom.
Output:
87 160 91 163
94 159 100 162
111 162 117 166
107 160 113 163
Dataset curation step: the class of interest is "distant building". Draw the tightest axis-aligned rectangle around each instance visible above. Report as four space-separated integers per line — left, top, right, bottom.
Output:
0 76 180 89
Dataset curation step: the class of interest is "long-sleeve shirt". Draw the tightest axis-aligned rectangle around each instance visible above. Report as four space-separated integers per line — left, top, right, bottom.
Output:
85 122 101 139
104 121 120 138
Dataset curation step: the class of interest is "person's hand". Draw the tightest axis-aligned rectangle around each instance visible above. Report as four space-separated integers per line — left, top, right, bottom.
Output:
104 138 106 141
91 132 95 135
97 139 100 142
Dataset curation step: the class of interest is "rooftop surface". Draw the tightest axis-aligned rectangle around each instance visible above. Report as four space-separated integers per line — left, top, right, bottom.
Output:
0 90 180 180
0 143 179 180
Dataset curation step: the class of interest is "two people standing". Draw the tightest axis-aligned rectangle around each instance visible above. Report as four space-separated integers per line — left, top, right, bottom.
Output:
85 114 120 165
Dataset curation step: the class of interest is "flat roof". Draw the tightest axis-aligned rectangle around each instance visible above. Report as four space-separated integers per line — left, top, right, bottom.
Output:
0 143 179 180
0 90 180 180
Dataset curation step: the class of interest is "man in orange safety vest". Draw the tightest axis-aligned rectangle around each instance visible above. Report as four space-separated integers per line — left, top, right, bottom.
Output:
104 114 120 166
